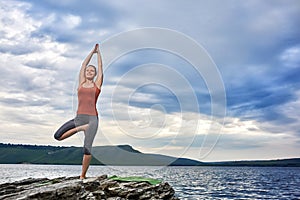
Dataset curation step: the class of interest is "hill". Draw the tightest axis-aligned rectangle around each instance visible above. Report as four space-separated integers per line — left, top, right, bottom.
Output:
1 143 299 166
207 158 300 167
0 143 203 166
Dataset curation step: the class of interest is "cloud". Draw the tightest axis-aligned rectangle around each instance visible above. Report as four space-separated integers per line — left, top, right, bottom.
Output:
98 0 300 129
0 1 41 55
34 13 82 42
21 0 125 44
226 45 300 125
94 100 300 161
280 46 300 68
0 0 79 117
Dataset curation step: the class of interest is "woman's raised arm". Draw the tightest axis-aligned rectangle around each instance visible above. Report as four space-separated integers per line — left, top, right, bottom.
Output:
79 45 97 87
95 44 103 89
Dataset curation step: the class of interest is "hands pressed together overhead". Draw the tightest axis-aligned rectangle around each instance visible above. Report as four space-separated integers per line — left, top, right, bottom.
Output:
93 43 99 54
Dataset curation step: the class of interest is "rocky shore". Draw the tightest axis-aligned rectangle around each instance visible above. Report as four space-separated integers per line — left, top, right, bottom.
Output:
0 175 179 199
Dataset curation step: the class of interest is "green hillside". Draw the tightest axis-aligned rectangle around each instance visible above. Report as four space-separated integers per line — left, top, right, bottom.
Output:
0 143 101 165
208 158 300 167
0 143 202 166
1 143 299 166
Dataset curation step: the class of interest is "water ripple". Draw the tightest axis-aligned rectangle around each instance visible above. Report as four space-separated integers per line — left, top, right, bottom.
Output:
1 165 299 199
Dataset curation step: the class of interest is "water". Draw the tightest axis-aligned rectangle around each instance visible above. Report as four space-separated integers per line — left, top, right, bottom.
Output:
1 164 299 199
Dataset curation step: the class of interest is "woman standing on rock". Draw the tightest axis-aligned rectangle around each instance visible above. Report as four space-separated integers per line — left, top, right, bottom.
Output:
54 44 103 179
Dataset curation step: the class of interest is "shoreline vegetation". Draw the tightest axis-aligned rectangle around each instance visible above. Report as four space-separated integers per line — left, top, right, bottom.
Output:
0 143 299 167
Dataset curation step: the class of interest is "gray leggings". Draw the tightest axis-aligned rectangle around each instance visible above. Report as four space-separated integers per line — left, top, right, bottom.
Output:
54 114 98 155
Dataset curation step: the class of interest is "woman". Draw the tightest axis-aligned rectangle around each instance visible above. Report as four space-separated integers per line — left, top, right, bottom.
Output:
54 44 103 179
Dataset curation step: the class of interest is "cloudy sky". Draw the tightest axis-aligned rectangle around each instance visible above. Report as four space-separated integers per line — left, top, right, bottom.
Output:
0 0 299 162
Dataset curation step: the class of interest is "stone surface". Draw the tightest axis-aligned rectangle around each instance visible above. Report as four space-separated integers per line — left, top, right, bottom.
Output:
0 175 179 200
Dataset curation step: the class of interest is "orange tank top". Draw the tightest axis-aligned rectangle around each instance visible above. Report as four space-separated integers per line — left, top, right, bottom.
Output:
77 83 101 116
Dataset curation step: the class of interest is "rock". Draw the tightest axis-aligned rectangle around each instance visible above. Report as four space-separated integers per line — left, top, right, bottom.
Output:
0 175 179 200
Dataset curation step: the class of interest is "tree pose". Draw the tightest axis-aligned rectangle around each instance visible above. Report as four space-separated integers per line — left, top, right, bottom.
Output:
54 44 103 179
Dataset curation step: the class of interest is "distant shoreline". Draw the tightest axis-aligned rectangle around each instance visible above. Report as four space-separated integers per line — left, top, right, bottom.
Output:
1 163 300 168
1 143 299 167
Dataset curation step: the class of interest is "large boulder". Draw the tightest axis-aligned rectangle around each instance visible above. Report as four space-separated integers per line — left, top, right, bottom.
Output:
0 175 179 200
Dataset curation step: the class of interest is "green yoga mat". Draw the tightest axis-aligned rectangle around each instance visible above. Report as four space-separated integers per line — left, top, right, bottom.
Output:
108 175 162 185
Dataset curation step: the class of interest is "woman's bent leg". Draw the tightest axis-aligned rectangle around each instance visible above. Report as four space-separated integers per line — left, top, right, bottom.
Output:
54 119 76 140
54 118 89 141
58 124 88 140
